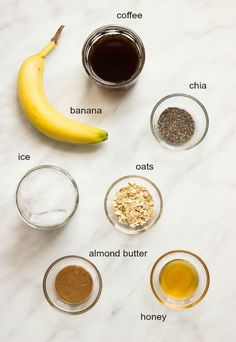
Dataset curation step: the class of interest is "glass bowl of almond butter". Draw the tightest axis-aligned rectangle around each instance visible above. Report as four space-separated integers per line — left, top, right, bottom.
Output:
43 255 102 315
104 175 163 234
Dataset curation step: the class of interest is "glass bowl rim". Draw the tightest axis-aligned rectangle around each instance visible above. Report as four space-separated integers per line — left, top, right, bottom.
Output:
16 165 79 230
82 24 146 88
42 255 103 315
104 174 163 234
150 93 209 151
150 249 210 309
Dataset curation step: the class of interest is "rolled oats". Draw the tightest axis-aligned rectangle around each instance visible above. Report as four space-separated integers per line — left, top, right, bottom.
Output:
113 182 154 228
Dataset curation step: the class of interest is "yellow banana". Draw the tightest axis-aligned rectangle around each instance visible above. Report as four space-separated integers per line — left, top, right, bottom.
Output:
18 26 108 144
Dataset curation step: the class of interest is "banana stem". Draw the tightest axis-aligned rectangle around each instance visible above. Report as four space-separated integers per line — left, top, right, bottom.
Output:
38 25 65 58
51 25 65 44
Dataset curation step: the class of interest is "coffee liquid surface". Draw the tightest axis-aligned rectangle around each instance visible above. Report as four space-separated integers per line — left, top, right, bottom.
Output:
89 34 140 83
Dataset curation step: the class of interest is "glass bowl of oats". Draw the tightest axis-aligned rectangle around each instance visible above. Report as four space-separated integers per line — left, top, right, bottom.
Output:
150 93 209 151
104 175 163 234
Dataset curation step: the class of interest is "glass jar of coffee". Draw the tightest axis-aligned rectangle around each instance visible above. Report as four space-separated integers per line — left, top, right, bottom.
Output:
82 25 145 89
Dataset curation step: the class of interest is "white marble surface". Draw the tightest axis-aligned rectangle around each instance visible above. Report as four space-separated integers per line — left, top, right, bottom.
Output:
0 0 236 341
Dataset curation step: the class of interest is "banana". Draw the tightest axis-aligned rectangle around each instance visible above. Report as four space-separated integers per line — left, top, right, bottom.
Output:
18 26 108 144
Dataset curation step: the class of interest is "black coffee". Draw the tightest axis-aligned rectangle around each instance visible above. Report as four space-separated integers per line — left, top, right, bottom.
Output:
88 34 140 83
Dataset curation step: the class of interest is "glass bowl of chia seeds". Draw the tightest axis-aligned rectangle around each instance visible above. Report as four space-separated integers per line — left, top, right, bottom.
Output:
150 93 209 151
104 175 163 234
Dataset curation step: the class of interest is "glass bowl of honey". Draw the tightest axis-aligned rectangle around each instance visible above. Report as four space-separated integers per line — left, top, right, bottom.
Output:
150 250 210 309
82 25 145 89
43 255 102 315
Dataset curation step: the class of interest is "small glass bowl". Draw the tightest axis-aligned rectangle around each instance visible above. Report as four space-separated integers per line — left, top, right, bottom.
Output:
150 250 210 309
150 93 209 151
82 25 145 89
43 255 102 315
104 175 163 234
16 165 79 230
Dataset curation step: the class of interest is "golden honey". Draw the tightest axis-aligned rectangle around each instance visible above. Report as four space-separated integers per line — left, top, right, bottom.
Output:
159 259 199 300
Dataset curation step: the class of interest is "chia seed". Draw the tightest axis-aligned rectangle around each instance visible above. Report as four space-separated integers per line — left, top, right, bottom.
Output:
157 107 195 145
